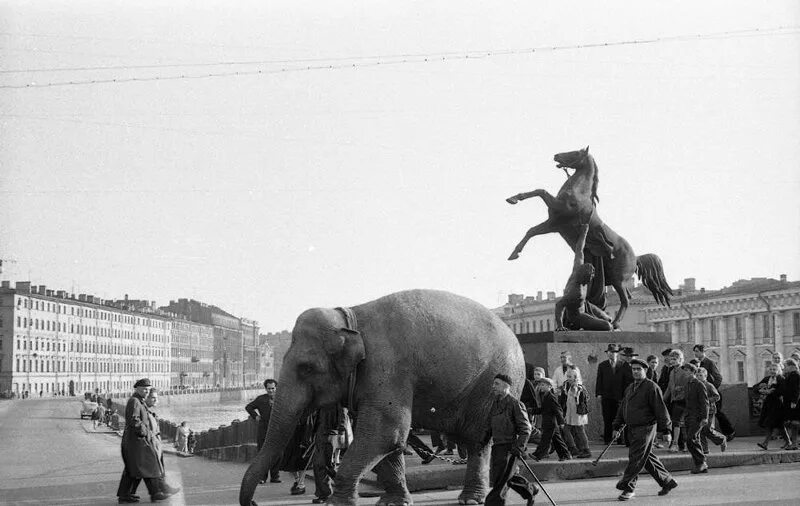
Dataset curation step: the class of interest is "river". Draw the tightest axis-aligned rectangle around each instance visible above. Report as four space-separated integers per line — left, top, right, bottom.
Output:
156 398 255 431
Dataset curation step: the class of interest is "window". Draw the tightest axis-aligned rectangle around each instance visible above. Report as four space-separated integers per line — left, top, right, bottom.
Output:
794 313 800 339
735 318 743 345
763 314 773 343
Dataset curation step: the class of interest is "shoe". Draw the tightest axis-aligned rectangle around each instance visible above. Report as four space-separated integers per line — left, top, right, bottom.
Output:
785 445 799 450
162 485 181 496
259 479 266 484
421 454 435 465
150 492 170 502
558 454 572 461
618 490 634 501
757 442 768 451
270 477 282 483
658 479 678 496
726 432 735 442
668 445 679 453
528 453 542 462
576 452 592 459
291 483 306 495
720 439 727 452
312 498 328 504
702 450 710 455
434 446 445 454
403 449 413 455
690 463 708 474
118 498 140 504
653 442 664 449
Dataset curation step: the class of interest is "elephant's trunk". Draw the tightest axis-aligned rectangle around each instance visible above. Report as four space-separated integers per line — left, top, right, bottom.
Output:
239 385 309 506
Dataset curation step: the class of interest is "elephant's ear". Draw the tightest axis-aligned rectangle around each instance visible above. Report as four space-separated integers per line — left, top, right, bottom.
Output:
323 328 365 378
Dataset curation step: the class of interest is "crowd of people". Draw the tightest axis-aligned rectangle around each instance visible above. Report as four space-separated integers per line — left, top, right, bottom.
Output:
752 352 800 450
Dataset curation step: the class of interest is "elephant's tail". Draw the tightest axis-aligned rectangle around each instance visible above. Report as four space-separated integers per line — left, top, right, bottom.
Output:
636 254 673 307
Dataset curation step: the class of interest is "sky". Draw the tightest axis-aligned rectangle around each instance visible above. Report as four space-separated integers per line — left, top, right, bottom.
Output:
1 0 799 331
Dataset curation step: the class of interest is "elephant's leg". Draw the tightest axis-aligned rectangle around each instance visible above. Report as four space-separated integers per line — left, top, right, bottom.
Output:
458 442 490 505
328 403 411 506
375 450 413 506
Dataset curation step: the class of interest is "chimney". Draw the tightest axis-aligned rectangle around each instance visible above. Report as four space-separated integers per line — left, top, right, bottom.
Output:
547 291 556 300
780 274 787 283
1 280 9 289
536 291 543 301
56 290 65 298
38 285 46 295
683 278 696 292
507 294 524 305
31 286 38 294
46 289 54 297
87 295 95 303
700 287 705 294
125 294 129 301
15 281 31 293
78 294 87 302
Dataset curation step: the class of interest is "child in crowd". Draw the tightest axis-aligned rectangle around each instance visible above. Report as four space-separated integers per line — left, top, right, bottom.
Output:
782 358 800 450
529 378 571 461
176 421 190 453
753 363 790 450
696 367 727 453
663 350 691 452
558 367 591 458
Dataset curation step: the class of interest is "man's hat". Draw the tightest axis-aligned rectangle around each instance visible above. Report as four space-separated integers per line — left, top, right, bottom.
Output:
661 348 673 356
629 358 648 369
605 343 621 352
494 373 513 386
134 378 152 388
621 347 638 357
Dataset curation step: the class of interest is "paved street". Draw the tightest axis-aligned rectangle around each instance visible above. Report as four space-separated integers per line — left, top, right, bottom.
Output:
2 398 800 505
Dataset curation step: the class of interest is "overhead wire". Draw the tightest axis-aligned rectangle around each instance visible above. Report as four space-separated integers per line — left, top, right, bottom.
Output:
0 25 798 90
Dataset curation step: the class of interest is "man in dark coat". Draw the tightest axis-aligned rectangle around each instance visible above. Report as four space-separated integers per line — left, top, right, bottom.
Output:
612 359 677 501
681 363 710 474
595 343 625 443
311 404 348 503
245 379 281 484
484 374 537 506
657 348 674 394
116 379 175 504
693 345 735 440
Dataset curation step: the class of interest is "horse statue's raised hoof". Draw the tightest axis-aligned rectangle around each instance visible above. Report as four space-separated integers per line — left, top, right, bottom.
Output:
506 196 520 205
508 251 520 261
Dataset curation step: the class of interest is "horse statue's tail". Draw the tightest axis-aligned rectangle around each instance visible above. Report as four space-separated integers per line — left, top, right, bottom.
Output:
636 254 673 307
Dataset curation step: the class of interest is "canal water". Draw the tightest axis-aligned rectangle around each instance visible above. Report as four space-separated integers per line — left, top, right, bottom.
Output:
156 397 257 431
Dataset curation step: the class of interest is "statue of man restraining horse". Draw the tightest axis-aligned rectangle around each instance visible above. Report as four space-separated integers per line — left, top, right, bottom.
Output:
506 146 673 330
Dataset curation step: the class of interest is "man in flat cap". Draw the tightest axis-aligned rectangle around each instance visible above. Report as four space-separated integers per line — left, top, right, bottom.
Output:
596 344 627 444
116 379 177 503
612 358 677 501
484 374 538 506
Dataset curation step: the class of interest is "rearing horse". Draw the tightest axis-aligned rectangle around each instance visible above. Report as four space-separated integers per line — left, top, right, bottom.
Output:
506 146 672 329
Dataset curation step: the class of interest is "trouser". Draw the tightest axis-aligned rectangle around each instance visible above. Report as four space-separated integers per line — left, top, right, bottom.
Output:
533 423 570 459
601 397 620 443
256 424 281 480
684 417 706 468
715 398 735 436
485 444 537 506
313 440 334 499
561 424 590 455
117 467 162 498
430 431 445 449
616 425 673 493
700 416 725 452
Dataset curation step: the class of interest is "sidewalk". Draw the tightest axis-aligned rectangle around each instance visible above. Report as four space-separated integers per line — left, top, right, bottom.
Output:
397 434 800 492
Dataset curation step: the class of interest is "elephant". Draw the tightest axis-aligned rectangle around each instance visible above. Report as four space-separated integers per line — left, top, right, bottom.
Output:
239 289 526 506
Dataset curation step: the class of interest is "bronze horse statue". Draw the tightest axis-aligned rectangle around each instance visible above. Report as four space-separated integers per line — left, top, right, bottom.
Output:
506 146 672 329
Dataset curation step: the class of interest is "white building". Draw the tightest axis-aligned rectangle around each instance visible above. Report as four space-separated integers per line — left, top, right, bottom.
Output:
0 281 171 397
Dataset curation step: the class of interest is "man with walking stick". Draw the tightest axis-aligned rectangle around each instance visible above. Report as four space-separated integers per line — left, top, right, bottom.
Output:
484 373 539 506
612 358 678 501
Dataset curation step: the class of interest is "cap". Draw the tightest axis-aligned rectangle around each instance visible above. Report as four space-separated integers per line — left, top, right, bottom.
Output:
621 347 639 357
605 343 621 353
494 373 513 386
134 378 152 388
629 358 648 368
661 348 673 356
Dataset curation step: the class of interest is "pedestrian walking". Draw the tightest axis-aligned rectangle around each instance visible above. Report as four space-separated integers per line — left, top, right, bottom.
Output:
484 373 538 506
529 377 571 461
116 379 179 504
92 403 106 430
663 349 692 452
280 410 315 495
558 366 592 458
596 343 626 444
612 358 677 501
781 358 800 449
695 367 727 454
311 404 348 503
144 389 181 498
753 363 790 450
693 345 735 440
245 379 281 484
681 363 710 474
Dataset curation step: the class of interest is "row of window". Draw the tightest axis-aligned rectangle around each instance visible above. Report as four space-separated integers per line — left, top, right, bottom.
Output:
656 312 800 345
11 316 168 341
13 357 168 374
15 337 167 356
12 378 170 396
15 297 168 328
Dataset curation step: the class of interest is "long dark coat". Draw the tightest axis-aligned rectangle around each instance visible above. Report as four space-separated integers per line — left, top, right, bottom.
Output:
121 393 164 479
783 370 800 422
595 359 627 401
753 375 784 429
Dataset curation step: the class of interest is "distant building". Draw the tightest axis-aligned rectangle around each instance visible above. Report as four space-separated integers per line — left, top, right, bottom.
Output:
257 335 275 381
0 281 171 397
643 275 800 386
262 330 292 380
168 316 214 388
